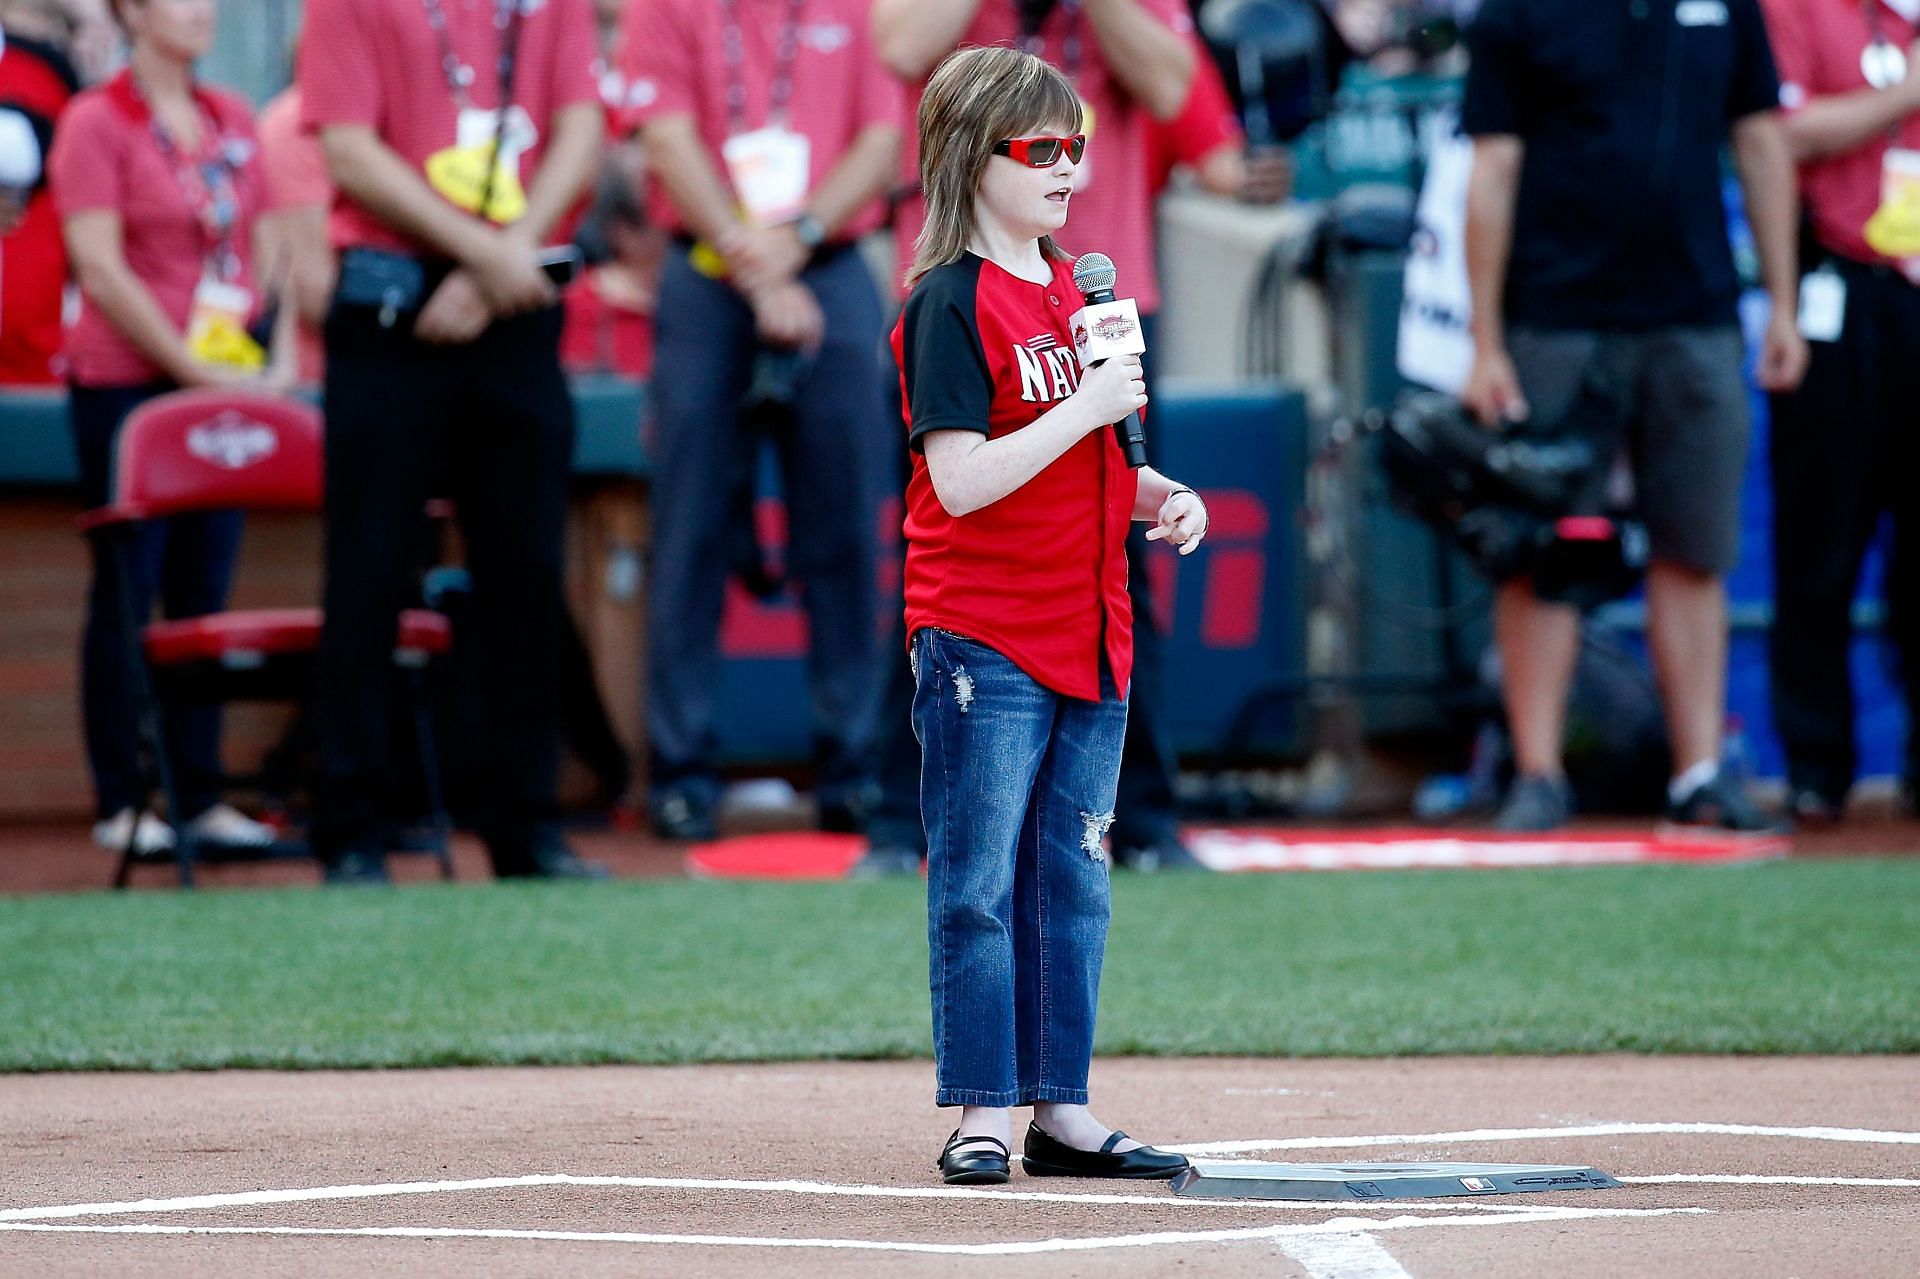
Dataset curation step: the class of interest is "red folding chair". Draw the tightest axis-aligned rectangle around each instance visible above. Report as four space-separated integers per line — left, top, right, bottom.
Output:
80 389 456 888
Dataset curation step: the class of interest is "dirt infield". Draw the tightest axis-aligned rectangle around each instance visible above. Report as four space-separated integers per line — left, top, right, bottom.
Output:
1 1057 1914 1277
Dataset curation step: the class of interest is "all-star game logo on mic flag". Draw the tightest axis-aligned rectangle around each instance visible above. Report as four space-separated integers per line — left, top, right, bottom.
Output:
1069 252 1146 366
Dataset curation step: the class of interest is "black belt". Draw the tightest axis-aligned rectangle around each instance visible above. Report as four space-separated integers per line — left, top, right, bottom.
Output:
332 247 455 325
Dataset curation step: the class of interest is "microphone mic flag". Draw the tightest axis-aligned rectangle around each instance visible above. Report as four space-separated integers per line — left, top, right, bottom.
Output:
1070 252 1149 469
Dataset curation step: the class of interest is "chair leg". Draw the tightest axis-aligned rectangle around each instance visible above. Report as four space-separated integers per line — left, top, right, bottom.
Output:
408 668 456 881
150 714 196 890
130 691 195 890
103 528 192 890
112 822 137 890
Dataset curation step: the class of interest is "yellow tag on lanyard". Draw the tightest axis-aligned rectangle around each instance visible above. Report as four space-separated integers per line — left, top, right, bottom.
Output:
185 278 265 370
425 106 536 225
1864 147 1920 259
425 144 529 224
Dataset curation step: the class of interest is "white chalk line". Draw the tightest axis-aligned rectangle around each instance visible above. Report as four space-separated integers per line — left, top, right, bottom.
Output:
1277 1230 1414 1279
0 1207 1709 1258
8 1119 1904 1259
1621 1175 1920 1189
0 1173 1577 1225
1168 1122 1920 1156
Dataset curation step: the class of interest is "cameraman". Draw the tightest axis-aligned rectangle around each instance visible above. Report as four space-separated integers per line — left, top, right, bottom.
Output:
1459 0 1806 831
1759 0 1920 823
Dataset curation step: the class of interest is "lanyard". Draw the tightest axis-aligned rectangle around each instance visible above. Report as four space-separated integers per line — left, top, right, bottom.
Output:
133 76 244 283
422 0 525 113
1016 0 1083 85
719 0 809 135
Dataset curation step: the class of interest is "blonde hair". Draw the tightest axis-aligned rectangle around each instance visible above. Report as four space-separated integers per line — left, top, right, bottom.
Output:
908 45 1082 288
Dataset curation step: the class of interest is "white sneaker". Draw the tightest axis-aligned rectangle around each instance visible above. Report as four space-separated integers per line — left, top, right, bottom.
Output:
92 808 175 856
185 803 278 849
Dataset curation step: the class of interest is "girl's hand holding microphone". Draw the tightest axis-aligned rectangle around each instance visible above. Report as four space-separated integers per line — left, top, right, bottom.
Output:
1071 353 1146 435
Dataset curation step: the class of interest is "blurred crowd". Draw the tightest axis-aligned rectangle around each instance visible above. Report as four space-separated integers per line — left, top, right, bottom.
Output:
2 0 1913 882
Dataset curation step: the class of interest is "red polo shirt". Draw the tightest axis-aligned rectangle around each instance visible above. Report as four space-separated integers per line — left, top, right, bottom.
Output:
299 0 601 253
1148 32 1241 195
620 0 902 239
1760 0 1920 268
0 31 76 385
893 252 1137 701
49 72 273 388
891 0 1192 310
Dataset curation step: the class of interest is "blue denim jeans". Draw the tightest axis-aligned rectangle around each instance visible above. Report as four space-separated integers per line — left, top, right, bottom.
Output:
912 627 1128 1107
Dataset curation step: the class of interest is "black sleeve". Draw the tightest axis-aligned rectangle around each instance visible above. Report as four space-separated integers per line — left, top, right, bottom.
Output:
1726 0 1783 122
901 264 994 453
1458 0 1528 138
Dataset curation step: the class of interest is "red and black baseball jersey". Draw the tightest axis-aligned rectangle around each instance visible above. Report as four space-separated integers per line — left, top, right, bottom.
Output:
892 251 1137 702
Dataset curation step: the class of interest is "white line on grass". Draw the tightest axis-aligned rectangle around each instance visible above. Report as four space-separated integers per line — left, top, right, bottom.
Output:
1168 1122 1920 1156
0 1173 1602 1224
1277 1230 1414 1279
0 1207 1708 1258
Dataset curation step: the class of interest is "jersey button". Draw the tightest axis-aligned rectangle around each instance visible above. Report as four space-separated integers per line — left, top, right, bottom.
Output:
1048 294 1060 305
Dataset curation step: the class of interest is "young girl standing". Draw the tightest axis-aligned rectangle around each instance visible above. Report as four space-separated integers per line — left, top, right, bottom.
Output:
892 45 1210 1185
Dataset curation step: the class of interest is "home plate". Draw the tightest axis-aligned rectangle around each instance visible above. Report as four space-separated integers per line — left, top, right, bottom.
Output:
1170 1161 1624 1200
1185 827 1790 873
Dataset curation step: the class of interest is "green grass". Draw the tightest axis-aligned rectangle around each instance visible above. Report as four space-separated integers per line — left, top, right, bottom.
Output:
1 860 1916 1070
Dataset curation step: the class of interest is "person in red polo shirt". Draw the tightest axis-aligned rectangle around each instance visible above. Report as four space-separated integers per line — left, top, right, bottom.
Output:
622 0 903 841
300 0 607 884
0 24 76 386
874 0 1205 875
49 0 290 861
1145 26 1291 202
898 47 1206 1186
1759 0 1920 822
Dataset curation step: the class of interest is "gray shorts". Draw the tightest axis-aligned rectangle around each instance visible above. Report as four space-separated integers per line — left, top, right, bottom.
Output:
1507 324 1750 575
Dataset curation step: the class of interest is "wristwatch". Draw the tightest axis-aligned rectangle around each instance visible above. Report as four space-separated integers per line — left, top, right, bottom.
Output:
791 213 827 251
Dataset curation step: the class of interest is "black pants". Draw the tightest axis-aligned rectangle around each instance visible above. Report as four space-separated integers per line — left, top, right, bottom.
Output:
314 301 573 863
71 380 241 821
1769 256 1920 801
646 245 885 802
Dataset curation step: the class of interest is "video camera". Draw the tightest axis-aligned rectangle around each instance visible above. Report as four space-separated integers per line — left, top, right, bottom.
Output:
1361 391 1649 609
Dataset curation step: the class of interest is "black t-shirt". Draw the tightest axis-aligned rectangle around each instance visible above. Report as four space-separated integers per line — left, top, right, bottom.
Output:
1460 0 1780 332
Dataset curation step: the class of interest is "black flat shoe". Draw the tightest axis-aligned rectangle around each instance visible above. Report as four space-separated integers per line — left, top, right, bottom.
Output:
938 1130 1011 1185
1021 1123 1189 1180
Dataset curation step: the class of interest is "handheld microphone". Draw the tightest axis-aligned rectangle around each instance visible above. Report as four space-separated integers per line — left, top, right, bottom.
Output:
1069 252 1149 469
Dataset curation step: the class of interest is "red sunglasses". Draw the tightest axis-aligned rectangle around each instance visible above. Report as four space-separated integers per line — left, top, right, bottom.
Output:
992 133 1087 167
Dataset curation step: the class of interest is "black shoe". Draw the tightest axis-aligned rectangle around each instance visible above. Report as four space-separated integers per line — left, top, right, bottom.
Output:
1494 773 1573 832
1021 1123 1189 1180
847 844 924 879
491 837 612 880
938 1130 1011 1185
1110 833 1208 873
385 822 447 854
321 851 391 886
1787 787 1843 828
817 783 876 835
651 787 717 842
1667 771 1786 834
